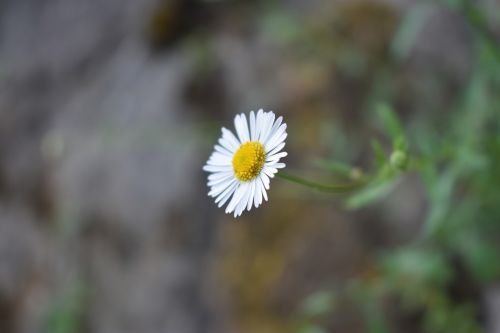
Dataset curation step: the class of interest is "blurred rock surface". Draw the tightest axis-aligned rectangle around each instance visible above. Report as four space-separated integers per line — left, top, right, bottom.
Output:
0 0 219 332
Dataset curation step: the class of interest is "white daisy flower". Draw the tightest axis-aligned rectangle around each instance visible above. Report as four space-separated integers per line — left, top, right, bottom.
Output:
203 109 288 217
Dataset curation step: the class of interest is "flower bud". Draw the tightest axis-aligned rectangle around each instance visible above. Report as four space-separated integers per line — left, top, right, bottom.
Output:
390 150 408 170
349 167 363 180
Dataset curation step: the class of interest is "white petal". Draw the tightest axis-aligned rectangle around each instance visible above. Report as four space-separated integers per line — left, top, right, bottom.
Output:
247 181 255 211
207 151 231 162
249 111 256 140
234 114 250 143
241 113 250 142
267 142 286 156
254 180 262 208
266 132 288 153
207 152 232 166
259 177 268 201
208 171 232 181
255 109 264 140
208 173 234 186
209 178 236 197
214 144 233 156
236 185 251 217
266 151 288 162
215 180 238 207
222 127 241 148
226 183 248 215
274 163 286 169
266 159 287 168
263 166 278 178
203 165 232 173
259 112 275 143
259 173 270 190
267 116 283 140
264 124 287 150
256 111 266 141
218 138 236 153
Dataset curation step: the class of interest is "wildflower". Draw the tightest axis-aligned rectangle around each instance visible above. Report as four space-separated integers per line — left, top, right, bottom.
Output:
203 110 287 217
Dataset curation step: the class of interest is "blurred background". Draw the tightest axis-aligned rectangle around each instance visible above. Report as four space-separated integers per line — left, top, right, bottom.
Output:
1 0 500 332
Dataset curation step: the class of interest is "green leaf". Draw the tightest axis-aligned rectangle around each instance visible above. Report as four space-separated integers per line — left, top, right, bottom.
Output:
296 325 328 333
423 168 458 237
364 305 390 333
382 248 453 288
393 136 408 152
375 103 403 140
43 283 87 333
299 291 337 318
346 179 398 209
391 3 435 60
261 11 303 44
315 159 352 176
460 237 500 283
371 139 387 168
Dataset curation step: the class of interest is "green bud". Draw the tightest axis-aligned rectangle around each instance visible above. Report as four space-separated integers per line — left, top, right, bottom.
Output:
349 167 363 180
390 150 408 170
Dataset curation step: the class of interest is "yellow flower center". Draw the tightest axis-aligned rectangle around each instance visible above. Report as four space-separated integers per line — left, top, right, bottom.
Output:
232 141 266 182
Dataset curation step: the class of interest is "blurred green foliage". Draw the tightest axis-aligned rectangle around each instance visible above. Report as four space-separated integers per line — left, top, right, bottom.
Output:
293 0 500 332
43 283 87 333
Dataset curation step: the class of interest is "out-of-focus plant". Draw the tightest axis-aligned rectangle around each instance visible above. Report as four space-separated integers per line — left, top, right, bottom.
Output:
288 0 500 332
42 283 87 333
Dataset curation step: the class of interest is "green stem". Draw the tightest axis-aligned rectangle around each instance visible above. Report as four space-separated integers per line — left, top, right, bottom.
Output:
276 171 369 193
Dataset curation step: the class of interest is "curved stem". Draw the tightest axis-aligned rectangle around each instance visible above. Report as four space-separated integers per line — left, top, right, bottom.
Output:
276 171 369 193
